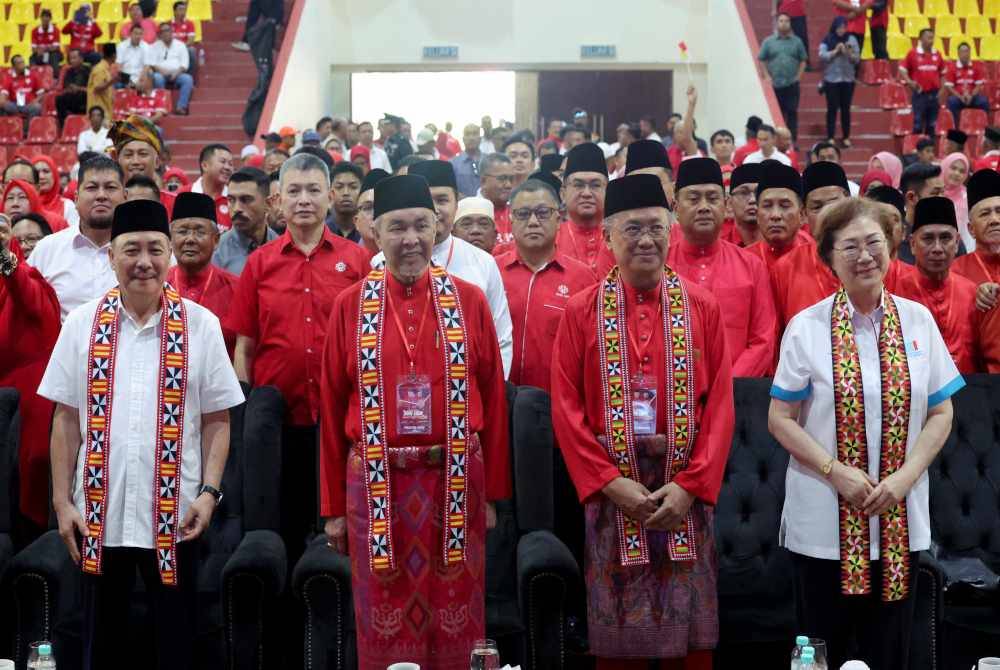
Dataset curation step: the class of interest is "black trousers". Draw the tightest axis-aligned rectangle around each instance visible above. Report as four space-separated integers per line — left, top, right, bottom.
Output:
81 541 198 670
791 16 810 67
791 551 919 670
774 81 801 141
870 25 888 59
241 0 283 42
825 81 855 139
56 90 86 124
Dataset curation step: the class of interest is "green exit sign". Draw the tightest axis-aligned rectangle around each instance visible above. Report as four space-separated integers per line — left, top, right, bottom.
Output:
581 45 616 58
423 46 459 59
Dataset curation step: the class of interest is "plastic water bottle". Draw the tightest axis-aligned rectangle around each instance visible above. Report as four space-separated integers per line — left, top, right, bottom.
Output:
29 644 55 669
791 635 810 669
800 651 815 667
198 48 205 68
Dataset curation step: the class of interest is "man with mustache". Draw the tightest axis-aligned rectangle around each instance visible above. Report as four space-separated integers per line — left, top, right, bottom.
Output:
167 192 239 357
555 143 617 276
214 167 277 275
28 155 124 319
745 160 811 271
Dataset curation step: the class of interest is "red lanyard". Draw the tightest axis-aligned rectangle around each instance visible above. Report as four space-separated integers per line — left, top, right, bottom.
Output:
972 251 998 284
385 276 433 376
443 238 456 271
626 289 663 380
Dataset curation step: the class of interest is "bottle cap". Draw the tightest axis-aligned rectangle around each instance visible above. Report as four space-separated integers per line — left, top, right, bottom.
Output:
796 635 810 646
803 646 815 656
38 644 52 656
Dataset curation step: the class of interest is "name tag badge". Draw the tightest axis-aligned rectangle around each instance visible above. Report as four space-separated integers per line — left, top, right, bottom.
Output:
397 374 432 435
906 339 925 359
632 377 657 436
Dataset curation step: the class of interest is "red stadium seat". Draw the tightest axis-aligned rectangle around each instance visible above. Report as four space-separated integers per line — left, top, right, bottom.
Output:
0 118 23 145
960 108 989 136
890 109 914 136
879 82 909 109
0 146 7 172
40 92 57 117
902 133 927 154
154 89 172 110
861 59 893 85
60 114 87 143
994 110 1000 126
15 144 49 160
936 108 955 136
985 81 1000 111
49 143 77 175
29 65 54 91
26 116 58 144
114 89 136 120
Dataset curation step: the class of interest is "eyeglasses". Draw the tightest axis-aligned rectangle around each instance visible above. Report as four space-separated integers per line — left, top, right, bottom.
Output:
729 186 756 200
617 223 669 241
834 238 886 261
567 179 605 192
483 173 515 185
512 206 556 222
172 227 213 240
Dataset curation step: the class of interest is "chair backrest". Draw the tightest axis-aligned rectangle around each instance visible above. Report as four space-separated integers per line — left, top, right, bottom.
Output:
923 0 950 17
510 385 555 532
0 146 8 172
29 65 54 90
964 15 991 38
891 108 915 136
934 15 961 37
895 0 922 17
59 114 87 143
929 374 1000 564
49 143 76 174
936 107 956 135
0 388 21 535
959 108 988 135
241 385 284 532
953 0 981 16
902 133 927 154
26 116 57 144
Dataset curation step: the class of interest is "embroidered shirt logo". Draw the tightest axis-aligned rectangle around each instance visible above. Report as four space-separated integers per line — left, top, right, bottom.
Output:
557 284 569 297
335 261 347 272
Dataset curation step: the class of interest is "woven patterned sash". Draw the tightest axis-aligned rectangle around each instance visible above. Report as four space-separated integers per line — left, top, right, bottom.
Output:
830 288 911 602
356 266 470 572
596 266 697 567
83 284 189 586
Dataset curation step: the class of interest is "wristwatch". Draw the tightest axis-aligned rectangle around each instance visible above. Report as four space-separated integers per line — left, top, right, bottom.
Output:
821 457 837 479
199 484 224 506
0 249 17 277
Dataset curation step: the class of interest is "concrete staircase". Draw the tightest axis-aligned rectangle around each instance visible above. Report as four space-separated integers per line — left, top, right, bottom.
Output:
745 0 896 179
161 0 256 173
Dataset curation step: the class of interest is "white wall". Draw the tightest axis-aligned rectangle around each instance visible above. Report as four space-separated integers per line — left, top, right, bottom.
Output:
267 0 775 141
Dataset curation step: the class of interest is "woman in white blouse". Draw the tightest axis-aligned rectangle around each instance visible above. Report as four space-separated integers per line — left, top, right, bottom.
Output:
768 197 963 670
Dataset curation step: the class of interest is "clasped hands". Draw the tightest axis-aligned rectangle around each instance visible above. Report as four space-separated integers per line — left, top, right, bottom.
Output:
829 461 915 518
602 476 694 531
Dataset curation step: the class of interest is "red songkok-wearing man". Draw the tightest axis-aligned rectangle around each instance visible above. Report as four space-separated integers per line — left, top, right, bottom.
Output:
551 173 735 669
556 143 617 276
956 170 1000 371
319 174 510 670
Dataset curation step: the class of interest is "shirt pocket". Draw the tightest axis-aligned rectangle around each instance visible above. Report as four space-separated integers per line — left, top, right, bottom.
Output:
543 303 567 336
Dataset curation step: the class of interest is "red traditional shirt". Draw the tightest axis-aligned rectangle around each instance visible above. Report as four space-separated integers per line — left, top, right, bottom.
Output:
946 60 985 97
555 219 616 277
31 24 61 51
2 70 44 105
167 264 239 357
771 243 841 329
980 306 1000 373
226 227 371 426
901 46 947 93
318 269 511 517
171 18 198 43
667 236 777 377
893 266 982 373
746 230 813 272
952 248 1000 286
62 20 102 53
496 249 597 389
550 278 735 503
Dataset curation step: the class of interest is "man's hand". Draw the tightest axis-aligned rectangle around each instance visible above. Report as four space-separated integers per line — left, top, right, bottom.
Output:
863 470 914 517
975 282 999 312
645 482 695 531
324 516 347 554
486 502 497 529
687 84 698 107
179 492 215 540
54 500 88 564
0 216 12 253
830 462 876 509
602 476 657 521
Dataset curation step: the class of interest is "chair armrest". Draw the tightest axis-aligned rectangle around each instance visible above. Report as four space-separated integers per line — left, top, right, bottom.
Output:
221 529 286 597
222 529 287 670
292 535 355 670
516 530 581 670
910 551 945 670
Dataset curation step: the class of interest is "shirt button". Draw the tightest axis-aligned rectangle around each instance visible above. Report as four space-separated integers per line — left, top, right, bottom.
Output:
306 316 312 322
407 309 414 316
307 348 313 354
408 344 415 350
640 334 649 341
305 287 310 293
407 326 415 332
639 313 647 320
643 355 650 363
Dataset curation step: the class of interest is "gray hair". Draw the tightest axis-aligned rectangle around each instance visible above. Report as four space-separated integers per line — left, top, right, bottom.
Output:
478 152 512 176
279 152 330 186
509 178 559 206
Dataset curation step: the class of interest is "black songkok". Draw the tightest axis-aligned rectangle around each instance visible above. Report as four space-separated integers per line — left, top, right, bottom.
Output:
171 191 217 223
539 153 564 174
408 160 457 190
604 173 670 218
866 185 906 220
360 168 390 194
374 175 434 219
967 168 1000 211
946 129 968 147
111 199 170 240
675 157 724 192
755 159 803 200
625 139 669 173
912 196 957 232
802 161 849 197
563 143 608 179
527 170 562 198
729 163 761 193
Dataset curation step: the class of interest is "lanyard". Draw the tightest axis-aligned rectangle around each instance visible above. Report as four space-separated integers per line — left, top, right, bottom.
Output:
972 251 998 284
442 237 456 270
564 222 596 268
625 286 663 381
385 276 433 377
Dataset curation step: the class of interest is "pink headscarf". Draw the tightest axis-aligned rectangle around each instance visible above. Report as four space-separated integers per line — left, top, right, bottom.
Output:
868 152 902 189
940 152 972 249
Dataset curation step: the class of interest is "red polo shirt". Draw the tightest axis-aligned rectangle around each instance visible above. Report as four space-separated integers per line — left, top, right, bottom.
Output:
31 24 60 50
732 139 758 167
901 46 947 93
496 249 597 390
946 60 985 97
226 226 371 426
62 20 102 52
2 70 44 105
171 18 197 43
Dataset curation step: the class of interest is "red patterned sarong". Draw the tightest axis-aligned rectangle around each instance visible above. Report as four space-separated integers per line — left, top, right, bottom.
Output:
346 438 486 670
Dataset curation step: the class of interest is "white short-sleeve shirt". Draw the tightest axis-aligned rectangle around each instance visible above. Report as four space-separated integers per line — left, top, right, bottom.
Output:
770 292 964 560
38 296 245 549
27 227 117 321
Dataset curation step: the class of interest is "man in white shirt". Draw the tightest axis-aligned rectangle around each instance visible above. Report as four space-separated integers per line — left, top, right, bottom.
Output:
357 121 392 172
39 198 244 669
371 160 514 376
149 23 193 114
29 155 125 320
743 124 793 166
116 23 152 86
77 105 113 155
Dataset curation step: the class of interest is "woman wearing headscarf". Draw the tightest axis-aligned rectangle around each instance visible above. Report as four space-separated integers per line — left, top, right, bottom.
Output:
163 166 191 193
860 169 895 196
819 17 860 147
32 154 79 226
349 144 371 175
0 216 62 540
62 3 103 64
940 151 973 250
868 152 903 189
1 179 68 232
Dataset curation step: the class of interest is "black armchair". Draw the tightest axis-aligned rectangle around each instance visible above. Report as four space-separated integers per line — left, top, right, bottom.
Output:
293 384 581 670
0 388 20 660
2 385 287 670
714 378 944 670
928 374 1000 670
